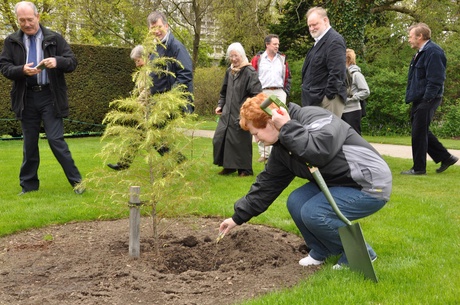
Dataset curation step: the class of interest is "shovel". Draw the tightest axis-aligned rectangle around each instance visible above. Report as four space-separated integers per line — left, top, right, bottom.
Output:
260 95 287 116
308 166 378 282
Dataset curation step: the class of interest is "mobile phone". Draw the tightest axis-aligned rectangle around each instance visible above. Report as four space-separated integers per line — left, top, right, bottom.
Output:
260 95 287 116
35 63 46 70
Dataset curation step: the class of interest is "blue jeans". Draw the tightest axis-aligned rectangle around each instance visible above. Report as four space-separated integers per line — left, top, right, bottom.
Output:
287 182 386 261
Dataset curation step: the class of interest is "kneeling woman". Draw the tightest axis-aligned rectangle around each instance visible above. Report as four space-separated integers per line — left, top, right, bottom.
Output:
218 93 392 268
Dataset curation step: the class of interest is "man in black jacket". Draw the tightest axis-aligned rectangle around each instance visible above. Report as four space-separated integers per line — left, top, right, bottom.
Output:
301 7 347 117
0 1 83 195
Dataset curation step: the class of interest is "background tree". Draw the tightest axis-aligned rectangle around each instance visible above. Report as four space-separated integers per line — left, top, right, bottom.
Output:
154 0 226 69
269 0 312 59
216 0 275 57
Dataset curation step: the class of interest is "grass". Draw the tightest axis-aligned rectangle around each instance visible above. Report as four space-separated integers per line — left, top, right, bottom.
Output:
0 132 459 304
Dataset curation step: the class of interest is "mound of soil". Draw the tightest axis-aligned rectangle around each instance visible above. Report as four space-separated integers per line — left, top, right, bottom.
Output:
0 217 317 305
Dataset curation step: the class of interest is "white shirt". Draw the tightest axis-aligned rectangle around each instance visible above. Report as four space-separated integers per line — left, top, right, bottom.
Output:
258 51 284 89
314 26 331 45
23 29 48 85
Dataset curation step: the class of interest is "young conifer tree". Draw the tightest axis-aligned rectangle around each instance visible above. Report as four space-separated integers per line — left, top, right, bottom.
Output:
88 28 196 255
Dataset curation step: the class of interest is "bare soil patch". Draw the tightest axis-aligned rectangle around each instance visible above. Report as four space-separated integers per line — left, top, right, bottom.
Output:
0 217 316 305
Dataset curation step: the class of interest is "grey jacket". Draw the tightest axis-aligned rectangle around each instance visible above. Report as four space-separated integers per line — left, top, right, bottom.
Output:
344 65 370 113
232 103 392 225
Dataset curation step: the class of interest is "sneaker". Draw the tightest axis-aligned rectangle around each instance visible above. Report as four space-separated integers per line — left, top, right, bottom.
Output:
333 252 377 270
436 155 459 173
299 255 325 266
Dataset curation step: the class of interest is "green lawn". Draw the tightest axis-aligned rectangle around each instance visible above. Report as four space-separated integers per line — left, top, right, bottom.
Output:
0 134 459 304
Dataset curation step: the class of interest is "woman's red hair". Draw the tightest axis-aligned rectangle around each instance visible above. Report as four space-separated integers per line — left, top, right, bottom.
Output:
240 93 278 130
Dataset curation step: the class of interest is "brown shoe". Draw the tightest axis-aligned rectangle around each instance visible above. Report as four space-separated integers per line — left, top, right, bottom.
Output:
218 169 236 175
238 170 253 177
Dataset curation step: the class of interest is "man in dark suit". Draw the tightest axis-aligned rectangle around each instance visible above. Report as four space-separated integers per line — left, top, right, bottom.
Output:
0 1 83 195
301 7 347 117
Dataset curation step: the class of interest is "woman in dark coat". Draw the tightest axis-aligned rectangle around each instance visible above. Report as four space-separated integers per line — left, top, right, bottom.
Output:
213 43 262 176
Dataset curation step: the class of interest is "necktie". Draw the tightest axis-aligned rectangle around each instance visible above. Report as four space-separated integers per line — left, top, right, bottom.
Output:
27 35 37 85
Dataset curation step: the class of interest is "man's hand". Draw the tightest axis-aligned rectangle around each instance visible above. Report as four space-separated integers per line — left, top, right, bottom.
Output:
23 62 39 76
36 57 56 69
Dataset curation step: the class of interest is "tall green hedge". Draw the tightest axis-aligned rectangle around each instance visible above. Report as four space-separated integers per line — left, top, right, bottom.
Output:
0 41 133 137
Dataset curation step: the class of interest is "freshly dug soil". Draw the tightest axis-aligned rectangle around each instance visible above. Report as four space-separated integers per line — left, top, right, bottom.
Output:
0 217 317 305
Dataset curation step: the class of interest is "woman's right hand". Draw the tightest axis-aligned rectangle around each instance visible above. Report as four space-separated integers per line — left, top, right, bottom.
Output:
218 218 237 237
271 106 290 130
215 106 222 115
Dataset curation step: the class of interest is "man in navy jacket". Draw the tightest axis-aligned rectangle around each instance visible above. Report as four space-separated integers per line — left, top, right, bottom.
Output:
107 11 193 171
147 10 194 113
402 23 458 175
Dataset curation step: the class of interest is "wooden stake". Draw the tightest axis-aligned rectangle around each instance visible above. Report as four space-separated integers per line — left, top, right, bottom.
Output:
129 186 141 258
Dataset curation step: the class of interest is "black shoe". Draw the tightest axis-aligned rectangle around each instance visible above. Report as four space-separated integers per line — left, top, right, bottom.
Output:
218 168 236 175
400 168 426 175
107 163 128 171
74 187 86 195
176 152 187 164
436 155 459 173
18 189 37 196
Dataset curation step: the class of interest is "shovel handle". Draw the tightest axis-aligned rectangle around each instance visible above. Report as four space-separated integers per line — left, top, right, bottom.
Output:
308 166 352 226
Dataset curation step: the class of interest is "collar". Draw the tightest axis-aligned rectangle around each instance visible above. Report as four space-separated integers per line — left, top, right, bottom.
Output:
262 50 279 60
161 31 171 44
418 40 429 52
314 26 331 44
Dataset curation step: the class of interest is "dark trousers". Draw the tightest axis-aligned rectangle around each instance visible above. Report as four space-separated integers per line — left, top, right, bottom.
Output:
341 110 362 135
20 87 82 191
410 97 450 171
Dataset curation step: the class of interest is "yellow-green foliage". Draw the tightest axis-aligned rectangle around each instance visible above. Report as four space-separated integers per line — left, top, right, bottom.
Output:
84 30 199 247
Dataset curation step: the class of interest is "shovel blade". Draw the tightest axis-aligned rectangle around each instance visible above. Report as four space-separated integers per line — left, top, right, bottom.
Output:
339 223 378 282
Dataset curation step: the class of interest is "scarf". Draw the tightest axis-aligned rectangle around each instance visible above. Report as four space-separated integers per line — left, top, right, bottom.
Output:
231 62 251 75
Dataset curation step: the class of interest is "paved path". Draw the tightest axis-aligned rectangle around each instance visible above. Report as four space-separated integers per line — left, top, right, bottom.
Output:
186 129 460 163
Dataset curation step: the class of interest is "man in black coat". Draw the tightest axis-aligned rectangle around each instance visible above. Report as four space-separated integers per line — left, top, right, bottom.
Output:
301 7 347 117
0 1 83 195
